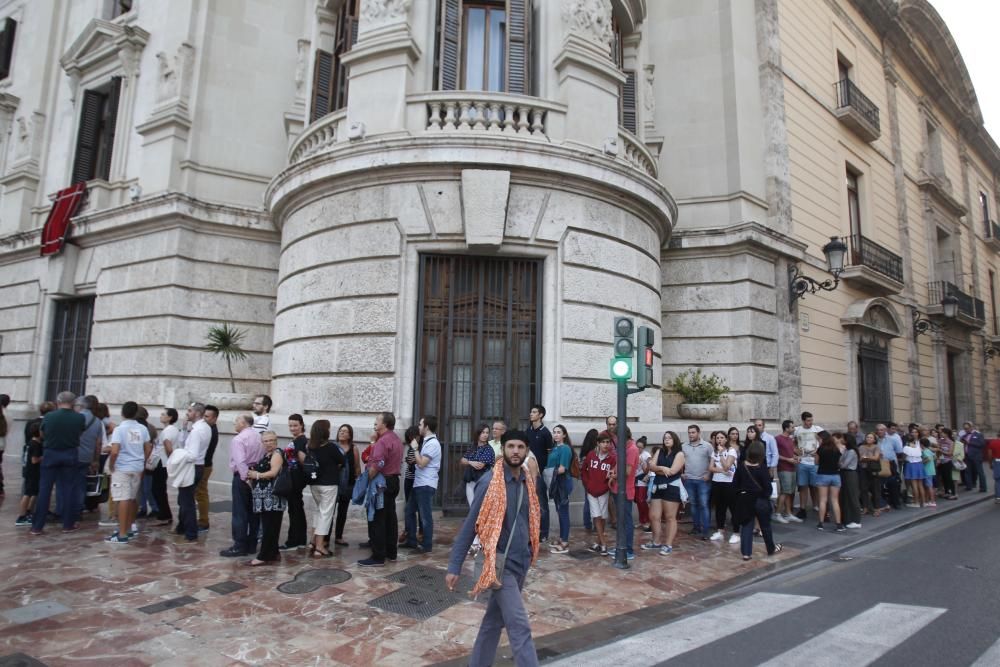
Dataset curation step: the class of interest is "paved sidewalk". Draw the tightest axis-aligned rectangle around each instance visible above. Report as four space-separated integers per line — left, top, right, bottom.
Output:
0 453 992 666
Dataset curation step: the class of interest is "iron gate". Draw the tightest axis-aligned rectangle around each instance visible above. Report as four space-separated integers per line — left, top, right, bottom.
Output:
46 297 96 400
414 255 542 513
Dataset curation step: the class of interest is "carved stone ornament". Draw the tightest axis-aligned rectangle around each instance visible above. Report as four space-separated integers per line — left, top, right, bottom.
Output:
643 64 655 115
361 0 412 26
561 0 614 48
295 39 311 96
155 42 195 104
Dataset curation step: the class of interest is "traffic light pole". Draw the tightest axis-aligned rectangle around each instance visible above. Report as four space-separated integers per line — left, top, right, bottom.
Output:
613 378 644 570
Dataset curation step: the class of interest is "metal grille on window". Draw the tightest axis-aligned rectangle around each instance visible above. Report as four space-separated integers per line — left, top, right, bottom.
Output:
46 297 96 401
414 255 542 513
858 337 891 426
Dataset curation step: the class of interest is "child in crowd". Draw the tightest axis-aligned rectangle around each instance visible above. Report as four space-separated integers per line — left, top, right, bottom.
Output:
581 433 616 555
921 438 937 508
15 422 43 526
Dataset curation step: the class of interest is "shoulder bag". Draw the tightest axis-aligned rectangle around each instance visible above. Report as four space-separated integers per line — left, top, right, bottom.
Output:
878 458 892 478
473 482 524 591
301 448 321 484
271 457 293 498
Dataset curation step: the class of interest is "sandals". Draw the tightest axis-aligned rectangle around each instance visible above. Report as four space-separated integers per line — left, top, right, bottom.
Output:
771 544 783 555
309 545 333 558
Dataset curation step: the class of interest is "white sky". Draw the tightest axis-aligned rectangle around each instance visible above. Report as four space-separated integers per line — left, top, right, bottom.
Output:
929 0 1000 141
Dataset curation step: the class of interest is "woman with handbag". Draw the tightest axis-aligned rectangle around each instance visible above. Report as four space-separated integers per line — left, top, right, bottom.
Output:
733 442 782 561
333 423 361 547
461 424 496 555
837 432 862 528
544 425 573 554
304 420 345 557
858 432 882 517
937 427 958 500
246 431 286 566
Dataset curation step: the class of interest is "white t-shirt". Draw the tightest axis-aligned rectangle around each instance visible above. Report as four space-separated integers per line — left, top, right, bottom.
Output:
414 435 442 488
903 445 922 463
184 419 212 465
252 414 271 434
794 425 824 465
637 449 652 480
155 423 180 466
110 419 150 473
711 447 739 483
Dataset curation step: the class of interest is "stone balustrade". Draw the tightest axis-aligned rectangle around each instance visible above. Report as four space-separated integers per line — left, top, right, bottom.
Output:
407 92 566 141
618 127 658 178
288 109 346 163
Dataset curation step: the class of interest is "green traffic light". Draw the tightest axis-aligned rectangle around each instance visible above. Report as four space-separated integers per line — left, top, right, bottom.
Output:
610 357 632 380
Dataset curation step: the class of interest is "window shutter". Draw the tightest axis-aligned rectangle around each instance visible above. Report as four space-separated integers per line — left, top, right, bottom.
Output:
621 69 637 134
98 76 122 180
437 0 461 90
311 49 334 122
0 17 16 80
71 90 105 184
506 0 530 95
332 1 359 112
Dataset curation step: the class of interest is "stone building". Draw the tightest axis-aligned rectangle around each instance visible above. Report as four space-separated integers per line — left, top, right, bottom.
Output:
1 0 999 499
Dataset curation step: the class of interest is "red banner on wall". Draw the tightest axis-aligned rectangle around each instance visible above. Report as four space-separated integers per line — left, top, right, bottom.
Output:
40 182 87 256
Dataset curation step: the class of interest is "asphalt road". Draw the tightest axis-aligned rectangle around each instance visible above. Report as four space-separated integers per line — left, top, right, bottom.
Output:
549 498 1000 667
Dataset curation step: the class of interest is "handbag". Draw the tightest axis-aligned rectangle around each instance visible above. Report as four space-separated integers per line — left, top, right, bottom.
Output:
865 460 882 475
952 458 967 471
86 474 109 503
301 451 320 484
271 460 292 498
878 458 892 478
472 483 524 592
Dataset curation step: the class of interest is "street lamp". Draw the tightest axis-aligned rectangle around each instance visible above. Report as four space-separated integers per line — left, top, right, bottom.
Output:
788 236 849 307
913 295 959 337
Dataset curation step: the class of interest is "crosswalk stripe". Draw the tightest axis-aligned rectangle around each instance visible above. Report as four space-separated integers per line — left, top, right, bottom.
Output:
758 602 946 667
545 592 818 667
970 637 1000 667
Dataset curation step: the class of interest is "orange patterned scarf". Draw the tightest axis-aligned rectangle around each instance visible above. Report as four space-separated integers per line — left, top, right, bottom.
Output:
471 458 540 595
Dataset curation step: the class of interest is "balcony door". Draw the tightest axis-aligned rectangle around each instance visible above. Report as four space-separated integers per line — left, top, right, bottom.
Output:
414 254 542 512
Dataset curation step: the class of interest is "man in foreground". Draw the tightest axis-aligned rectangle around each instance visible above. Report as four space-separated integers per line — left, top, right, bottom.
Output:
446 431 541 667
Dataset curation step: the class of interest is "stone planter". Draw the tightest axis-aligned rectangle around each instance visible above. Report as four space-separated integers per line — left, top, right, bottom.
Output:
677 403 723 420
207 392 255 411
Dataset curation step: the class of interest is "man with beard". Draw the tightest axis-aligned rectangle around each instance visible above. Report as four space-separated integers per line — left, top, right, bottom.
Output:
446 431 541 667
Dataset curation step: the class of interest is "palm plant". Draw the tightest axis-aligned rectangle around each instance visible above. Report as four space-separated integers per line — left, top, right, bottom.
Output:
204 323 249 392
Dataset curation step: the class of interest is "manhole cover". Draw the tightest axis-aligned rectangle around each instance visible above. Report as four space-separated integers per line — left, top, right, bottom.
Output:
387 564 475 595
0 653 48 667
566 549 600 560
277 568 352 595
139 596 198 615
368 584 460 620
206 580 246 595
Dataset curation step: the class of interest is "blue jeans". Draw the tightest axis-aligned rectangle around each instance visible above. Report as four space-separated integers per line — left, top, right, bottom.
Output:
230 472 259 552
178 466 203 541
61 461 88 522
31 448 79 532
555 477 572 542
992 460 1000 499
583 498 592 530
404 485 435 551
139 473 158 515
965 455 987 492
683 478 711 537
536 476 549 540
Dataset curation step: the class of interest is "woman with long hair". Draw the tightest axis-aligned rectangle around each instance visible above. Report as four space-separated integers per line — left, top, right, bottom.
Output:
305 420 344 557
709 430 739 544
150 408 179 527
545 424 574 553
398 424 422 547
579 428 600 531
937 427 957 500
837 432 861 528
858 432 882 516
733 441 781 560
743 425 762 461
333 423 360 547
814 431 844 531
135 406 158 520
641 431 685 555
727 427 742 459
459 423 494 555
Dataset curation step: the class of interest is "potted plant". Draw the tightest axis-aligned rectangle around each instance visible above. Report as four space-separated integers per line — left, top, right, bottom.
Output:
204 323 255 409
666 369 730 420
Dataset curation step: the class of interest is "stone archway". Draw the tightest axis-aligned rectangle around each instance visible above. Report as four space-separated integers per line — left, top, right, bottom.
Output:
841 298 903 427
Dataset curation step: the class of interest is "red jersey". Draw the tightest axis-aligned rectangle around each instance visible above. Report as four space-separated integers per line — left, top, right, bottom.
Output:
610 440 639 500
582 449 617 497
986 439 1000 461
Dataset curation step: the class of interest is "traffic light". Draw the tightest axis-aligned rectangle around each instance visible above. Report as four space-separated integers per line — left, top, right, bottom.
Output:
610 316 634 381
636 325 654 389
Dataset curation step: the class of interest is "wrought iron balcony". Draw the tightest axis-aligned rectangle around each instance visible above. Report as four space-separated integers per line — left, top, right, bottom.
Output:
834 78 881 142
927 280 985 327
987 219 1000 252
839 234 903 293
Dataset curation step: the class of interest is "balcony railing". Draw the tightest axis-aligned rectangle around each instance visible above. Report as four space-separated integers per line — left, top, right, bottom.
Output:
411 92 565 139
845 234 903 284
288 109 346 163
618 127 658 178
987 220 1000 251
835 79 880 132
928 280 985 323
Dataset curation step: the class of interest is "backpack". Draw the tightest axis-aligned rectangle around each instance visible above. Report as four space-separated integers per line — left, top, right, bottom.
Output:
569 447 581 479
301 450 321 484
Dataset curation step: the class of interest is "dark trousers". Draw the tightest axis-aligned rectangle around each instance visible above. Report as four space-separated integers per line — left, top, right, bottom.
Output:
964 455 986 491
469 572 538 667
739 497 776 557
860 470 880 512
402 476 422 534
69 461 89 522
880 461 901 508
230 472 259 553
151 464 172 521
404 485 435 551
32 448 78 531
335 492 350 540
536 476 549 540
177 466 203 540
257 510 283 561
938 461 956 495
369 474 399 562
284 482 307 547
583 496 592 530
840 469 861 525
712 481 738 532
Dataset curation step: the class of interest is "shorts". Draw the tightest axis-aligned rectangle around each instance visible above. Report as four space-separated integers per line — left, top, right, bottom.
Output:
922 475 935 488
110 470 142 501
796 463 818 487
586 492 609 519
778 471 797 495
650 485 681 503
814 473 841 487
21 473 40 498
903 462 926 481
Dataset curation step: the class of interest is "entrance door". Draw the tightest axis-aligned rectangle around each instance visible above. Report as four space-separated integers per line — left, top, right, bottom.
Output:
414 255 542 512
45 297 96 400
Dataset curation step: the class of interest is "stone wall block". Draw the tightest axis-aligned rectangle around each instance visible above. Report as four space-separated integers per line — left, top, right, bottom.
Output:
563 231 660 289
390 184 433 236
420 181 463 236
276 259 399 310
504 186 548 239
662 337 776 365
462 169 510 249
273 298 398 344
661 282 775 313
279 221 400 278
562 266 660 318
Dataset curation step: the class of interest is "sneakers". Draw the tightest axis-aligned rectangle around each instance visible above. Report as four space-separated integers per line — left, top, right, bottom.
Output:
357 558 385 568
640 542 662 550
14 516 31 527
588 543 602 553
709 531 724 541
816 522 825 531
845 522 862 529
550 544 569 554
905 503 920 508
659 545 673 556
105 534 129 544
835 524 846 533
795 509 807 520
926 502 937 508
728 534 740 544
786 513 804 523
279 543 306 551
773 514 789 524
599 546 609 556
219 547 248 558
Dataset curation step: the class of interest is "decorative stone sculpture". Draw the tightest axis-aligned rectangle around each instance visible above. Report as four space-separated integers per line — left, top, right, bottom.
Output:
154 43 195 105
361 0 412 26
561 0 613 48
295 39 310 97
643 64 655 115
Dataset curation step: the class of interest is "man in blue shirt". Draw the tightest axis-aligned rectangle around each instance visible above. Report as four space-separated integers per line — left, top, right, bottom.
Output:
877 422 903 509
524 404 552 543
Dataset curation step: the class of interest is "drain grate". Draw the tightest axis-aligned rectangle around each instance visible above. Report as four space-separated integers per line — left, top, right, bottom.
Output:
368 584 460 620
139 595 198 614
387 564 477 597
277 568 352 595
0 653 48 666
566 549 600 560
206 580 246 595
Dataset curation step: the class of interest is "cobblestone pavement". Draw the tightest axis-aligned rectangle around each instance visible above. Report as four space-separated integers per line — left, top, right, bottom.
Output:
0 456 990 666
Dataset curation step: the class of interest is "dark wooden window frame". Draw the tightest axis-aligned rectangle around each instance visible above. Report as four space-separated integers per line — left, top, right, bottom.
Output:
70 77 122 184
858 336 891 426
0 17 16 81
310 0 359 122
847 168 862 238
460 1 507 92
435 0 530 95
